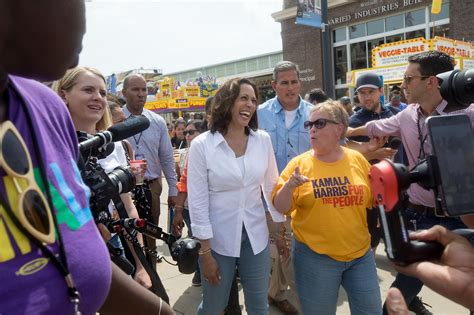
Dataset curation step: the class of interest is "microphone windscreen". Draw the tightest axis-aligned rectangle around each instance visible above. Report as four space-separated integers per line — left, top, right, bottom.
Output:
108 116 150 141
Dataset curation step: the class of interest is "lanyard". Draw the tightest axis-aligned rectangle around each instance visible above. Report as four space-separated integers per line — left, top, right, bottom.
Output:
7 83 81 314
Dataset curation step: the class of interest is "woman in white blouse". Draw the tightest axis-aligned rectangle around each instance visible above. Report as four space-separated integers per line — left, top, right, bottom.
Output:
188 78 285 315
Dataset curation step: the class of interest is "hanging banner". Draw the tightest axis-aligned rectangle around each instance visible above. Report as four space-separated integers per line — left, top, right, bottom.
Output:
296 0 322 29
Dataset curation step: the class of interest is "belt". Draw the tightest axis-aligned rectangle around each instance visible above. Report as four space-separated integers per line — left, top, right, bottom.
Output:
407 202 445 217
144 178 159 185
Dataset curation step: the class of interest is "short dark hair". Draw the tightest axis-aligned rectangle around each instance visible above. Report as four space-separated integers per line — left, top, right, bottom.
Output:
186 119 208 133
209 78 258 136
408 51 455 77
308 88 329 104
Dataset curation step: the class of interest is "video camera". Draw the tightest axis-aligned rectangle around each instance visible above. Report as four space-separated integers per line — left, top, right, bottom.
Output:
77 116 199 274
369 69 474 265
109 218 200 274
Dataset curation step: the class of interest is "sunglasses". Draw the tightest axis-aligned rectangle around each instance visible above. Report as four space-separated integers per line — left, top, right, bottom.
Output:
304 118 339 130
402 74 430 84
184 129 199 136
0 121 55 244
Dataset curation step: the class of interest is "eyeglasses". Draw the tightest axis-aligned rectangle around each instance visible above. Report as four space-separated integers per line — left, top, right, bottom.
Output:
184 130 199 136
0 121 55 244
403 74 430 84
304 118 339 130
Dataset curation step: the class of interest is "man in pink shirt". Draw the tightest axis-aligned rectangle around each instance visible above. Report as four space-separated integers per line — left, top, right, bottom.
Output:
348 51 474 315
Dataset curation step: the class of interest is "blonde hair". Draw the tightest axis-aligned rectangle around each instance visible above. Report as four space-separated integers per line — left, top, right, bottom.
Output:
311 100 349 140
52 67 113 131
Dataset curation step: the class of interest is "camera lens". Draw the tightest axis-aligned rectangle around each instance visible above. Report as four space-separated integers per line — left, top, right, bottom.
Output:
438 69 474 108
108 166 136 194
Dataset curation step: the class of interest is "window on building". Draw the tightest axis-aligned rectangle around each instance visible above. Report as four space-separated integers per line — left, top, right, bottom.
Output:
386 14 404 31
270 54 283 67
350 42 367 70
405 8 425 27
258 57 270 70
350 23 366 39
225 64 236 76
333 27 346 42
247 59 257 72
432 24 449 38
333 46 347 85
367 38 385 67
216 65 226 77
236 61 246 74
386 33 404 43
335 88 348 100
367 19 384 36
406 29 426 40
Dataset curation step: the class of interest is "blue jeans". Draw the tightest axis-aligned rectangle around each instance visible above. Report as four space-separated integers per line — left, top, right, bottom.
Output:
198 227 271 315
293 239 381 315
383 207 467 314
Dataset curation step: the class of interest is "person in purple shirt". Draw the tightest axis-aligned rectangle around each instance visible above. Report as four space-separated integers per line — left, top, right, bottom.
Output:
348 51 473 315
0 1 173 314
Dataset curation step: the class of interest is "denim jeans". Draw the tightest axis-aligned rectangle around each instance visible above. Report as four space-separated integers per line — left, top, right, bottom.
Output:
293 239 381 315
382 207 467 314
198 227 271 315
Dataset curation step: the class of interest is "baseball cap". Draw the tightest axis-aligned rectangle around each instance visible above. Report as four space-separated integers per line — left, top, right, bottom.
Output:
356 73 383 92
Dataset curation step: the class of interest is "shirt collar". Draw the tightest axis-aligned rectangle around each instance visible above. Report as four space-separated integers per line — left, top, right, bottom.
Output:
415 99 448 117
273 96 303 114
123 105 146 118
211 129 255 148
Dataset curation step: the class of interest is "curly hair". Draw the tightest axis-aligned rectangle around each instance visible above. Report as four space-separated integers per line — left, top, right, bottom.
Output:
209 78 258 136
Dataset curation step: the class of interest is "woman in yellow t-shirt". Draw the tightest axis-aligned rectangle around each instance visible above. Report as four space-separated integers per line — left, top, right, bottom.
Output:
272 101 381 315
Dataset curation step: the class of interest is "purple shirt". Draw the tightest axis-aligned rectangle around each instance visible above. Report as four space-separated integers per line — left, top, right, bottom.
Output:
0 76 111 314
366 100 474 207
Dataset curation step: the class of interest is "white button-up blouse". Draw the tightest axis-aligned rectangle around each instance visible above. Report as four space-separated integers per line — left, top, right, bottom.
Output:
187 129 285 257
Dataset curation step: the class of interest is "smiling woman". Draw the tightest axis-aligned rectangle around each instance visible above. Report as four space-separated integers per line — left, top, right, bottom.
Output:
187 77 285 314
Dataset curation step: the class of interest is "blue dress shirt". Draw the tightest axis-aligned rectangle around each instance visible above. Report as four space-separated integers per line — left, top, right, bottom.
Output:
257 97 313 173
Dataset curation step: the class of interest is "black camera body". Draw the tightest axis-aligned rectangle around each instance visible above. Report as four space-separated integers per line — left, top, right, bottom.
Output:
78 132 135 220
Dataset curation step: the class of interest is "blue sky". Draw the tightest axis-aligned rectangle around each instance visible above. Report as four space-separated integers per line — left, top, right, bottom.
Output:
80 0 283 76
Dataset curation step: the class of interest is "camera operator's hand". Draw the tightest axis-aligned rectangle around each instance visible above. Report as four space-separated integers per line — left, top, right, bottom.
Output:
367 136 388 152
393 225 474 310
366 147 397 161
172 209 185 237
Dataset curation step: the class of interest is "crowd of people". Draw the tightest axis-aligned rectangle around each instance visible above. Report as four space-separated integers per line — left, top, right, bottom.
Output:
0 2 473 315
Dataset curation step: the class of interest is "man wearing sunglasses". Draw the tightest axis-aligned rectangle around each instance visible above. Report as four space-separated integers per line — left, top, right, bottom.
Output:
0 1 173 314
347 51 474 315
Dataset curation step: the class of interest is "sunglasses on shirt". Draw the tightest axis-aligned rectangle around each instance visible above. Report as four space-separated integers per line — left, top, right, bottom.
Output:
183 129 199 136
0 121 55 244
303 118 339 130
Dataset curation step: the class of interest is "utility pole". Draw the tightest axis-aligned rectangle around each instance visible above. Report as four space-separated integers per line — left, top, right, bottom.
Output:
320 0 334 98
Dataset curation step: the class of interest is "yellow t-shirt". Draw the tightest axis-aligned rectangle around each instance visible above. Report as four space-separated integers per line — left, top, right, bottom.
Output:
272 147 373 262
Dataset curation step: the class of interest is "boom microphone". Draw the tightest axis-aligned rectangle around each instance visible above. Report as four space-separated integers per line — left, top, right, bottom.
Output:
79 116 150 152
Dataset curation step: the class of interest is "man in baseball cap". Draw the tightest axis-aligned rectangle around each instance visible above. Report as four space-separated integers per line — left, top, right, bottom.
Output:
349 72 406 255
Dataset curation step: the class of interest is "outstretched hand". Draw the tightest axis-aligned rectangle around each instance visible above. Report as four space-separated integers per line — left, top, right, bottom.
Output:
286 166 310 189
